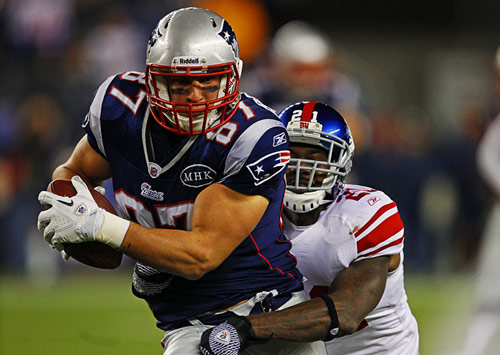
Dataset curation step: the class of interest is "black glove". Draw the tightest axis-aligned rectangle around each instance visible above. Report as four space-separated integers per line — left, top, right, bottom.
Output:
199 315 253 355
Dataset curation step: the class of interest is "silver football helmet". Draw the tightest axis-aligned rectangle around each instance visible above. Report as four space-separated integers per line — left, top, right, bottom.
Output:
145 7 243 135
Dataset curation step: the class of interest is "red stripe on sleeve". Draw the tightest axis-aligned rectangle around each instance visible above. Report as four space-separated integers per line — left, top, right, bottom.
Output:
356 212 404 254
361 235 405 257
354 202 397 238
301 101 317 122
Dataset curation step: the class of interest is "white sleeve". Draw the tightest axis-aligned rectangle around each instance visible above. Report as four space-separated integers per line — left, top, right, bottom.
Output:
477 114 500 195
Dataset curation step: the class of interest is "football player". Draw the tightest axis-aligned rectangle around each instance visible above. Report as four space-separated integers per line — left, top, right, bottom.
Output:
36 8 325 355
200 101 419 355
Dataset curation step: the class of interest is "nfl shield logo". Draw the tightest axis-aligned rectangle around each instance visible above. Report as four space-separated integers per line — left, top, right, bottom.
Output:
214 329 231 345
149 162 161 179
76 204 88 215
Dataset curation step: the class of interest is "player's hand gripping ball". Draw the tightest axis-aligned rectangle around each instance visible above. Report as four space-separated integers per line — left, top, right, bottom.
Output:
38 176 123 269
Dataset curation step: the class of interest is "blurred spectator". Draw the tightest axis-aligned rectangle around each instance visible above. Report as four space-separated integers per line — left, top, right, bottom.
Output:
57 2 147 137
2 0 76 102
0 101 17 154
460 45 500 355
427 100 490 270
241 19 371 170
80 3 146 86
355 107 435 270
243 20 364 114
0 94 67 270
4 0 74 55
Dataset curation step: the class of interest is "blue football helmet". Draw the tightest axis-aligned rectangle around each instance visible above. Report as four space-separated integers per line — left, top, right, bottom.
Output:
279 101 354 212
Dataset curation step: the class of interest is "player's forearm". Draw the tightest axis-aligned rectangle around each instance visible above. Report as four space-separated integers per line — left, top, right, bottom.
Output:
248 256 390 342
52 136 111 185
248 296 332 342
118 222 222 280
247 293 363 342
328 256 389 333
52 165 82 180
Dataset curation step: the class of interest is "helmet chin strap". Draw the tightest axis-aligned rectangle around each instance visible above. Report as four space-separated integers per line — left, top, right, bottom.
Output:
284 190 332 213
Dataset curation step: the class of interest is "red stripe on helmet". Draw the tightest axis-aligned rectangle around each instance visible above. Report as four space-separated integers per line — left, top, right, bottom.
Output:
301 101 317 122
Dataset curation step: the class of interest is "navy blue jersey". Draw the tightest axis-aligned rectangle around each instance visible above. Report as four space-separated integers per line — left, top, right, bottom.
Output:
83 71 303 330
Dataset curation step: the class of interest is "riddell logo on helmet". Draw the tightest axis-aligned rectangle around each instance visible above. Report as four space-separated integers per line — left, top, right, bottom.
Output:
180 58 199 64
173 56 206 66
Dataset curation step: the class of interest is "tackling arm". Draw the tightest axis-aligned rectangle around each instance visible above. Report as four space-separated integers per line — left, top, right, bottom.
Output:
200 255 391 353
247 255 390 341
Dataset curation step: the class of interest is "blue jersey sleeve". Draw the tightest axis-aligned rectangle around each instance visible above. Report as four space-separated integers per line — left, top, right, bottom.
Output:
221 122 289 200
82 72 147 160
81 74 119 159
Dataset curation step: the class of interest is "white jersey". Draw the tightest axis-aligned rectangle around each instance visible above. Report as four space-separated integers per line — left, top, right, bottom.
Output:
477 113 500 196
284 184 419 355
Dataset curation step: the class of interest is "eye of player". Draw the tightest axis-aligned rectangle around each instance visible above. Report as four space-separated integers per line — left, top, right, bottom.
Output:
168 76 220 95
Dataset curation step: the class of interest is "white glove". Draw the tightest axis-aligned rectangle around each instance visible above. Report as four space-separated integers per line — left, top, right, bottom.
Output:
37 175 130 251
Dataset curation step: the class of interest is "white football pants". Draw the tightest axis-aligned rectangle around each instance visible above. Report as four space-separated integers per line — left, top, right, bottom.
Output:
161 290 326 355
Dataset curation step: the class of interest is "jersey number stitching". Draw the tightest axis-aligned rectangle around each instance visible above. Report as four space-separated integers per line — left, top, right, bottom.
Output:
115 190 193 230
109 86 146 116
110 71 147 116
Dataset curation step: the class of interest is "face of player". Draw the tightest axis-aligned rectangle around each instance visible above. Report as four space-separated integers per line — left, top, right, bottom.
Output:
166 75 221 115
287 145 330 190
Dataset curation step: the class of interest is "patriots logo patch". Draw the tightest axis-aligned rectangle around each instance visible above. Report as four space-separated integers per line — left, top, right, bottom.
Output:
246 151 290 186
147 25 162 54
218 20 239 58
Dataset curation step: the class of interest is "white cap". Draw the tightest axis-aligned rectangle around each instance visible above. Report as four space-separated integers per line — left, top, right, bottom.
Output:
272 20 331 64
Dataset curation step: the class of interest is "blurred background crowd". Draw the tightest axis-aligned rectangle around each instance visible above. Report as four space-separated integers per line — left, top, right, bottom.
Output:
0 0 499 281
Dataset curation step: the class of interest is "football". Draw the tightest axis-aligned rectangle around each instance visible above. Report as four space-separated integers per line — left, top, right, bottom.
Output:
46 179 123 269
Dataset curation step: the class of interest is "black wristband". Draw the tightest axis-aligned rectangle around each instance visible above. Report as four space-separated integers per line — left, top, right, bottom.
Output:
318 294 340 341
